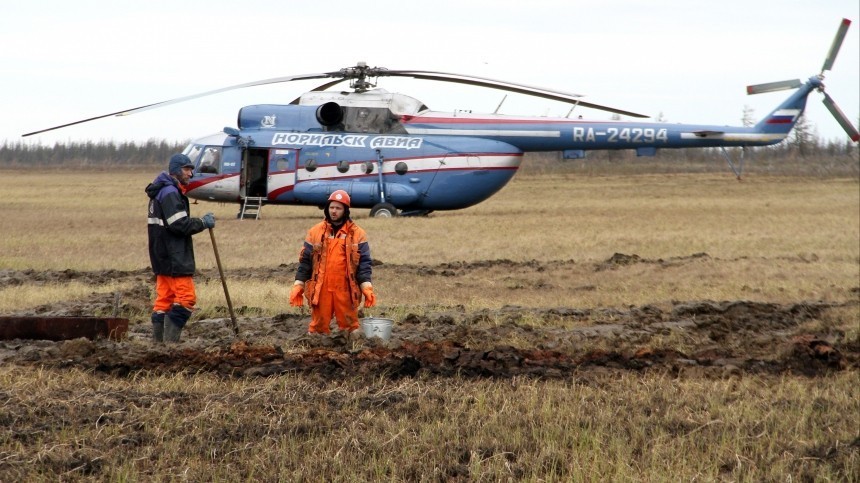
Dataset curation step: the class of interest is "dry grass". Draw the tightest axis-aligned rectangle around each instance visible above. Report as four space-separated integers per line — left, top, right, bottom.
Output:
2 169 858 267
0 167 858 481
1 168 858 313
0 367 856 482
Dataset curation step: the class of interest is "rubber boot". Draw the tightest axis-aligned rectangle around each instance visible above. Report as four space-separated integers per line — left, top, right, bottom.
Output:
151 312 165 343
164 304 192 343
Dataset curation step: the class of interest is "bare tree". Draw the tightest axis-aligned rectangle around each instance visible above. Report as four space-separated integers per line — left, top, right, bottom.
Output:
790 114 814 157
742 105 755 127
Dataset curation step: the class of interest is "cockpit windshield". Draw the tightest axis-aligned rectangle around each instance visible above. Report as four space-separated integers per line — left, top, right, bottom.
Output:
183 145 204 165
182 145 222 174
198 147 222 174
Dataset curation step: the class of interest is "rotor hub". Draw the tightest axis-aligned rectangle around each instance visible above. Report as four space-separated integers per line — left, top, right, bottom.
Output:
337 63 390 92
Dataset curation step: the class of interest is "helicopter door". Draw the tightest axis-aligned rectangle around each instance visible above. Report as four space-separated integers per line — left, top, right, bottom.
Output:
241 148 269 198
267 149 298 201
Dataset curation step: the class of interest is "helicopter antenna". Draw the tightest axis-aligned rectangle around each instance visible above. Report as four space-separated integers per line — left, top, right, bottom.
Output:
493 95 507 114
565 100 581 118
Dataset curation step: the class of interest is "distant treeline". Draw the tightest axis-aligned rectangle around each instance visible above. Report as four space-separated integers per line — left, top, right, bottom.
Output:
1 134 857 177
0 139 188 167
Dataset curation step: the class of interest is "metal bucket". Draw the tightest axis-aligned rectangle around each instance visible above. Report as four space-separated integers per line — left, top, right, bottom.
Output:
360 317 393 341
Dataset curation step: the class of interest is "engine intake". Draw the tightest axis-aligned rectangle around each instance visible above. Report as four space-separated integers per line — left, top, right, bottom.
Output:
316 102 344 127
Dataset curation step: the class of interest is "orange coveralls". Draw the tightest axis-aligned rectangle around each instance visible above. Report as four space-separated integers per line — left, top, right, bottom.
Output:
153 275 196 313
298 219 371 334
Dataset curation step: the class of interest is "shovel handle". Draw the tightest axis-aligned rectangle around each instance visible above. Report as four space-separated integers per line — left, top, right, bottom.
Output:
209 228 239 336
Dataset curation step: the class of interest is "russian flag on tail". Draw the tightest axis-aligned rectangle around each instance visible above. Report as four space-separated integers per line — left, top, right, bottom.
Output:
765 109 801 125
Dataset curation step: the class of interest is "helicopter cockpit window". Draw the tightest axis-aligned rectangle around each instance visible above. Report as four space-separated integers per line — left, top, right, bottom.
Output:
198 147 222 174
184 145 204 165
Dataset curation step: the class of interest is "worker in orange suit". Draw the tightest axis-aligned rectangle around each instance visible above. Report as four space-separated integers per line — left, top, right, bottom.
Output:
289 190 375 335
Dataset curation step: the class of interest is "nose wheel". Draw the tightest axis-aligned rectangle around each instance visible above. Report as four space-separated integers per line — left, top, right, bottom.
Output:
369 202 398 218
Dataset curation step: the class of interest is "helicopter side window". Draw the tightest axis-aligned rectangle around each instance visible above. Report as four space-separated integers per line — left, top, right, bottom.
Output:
220 148 241 174
198 147 221 174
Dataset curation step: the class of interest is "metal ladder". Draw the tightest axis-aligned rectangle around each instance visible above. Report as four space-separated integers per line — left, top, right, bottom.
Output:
239 196 265 220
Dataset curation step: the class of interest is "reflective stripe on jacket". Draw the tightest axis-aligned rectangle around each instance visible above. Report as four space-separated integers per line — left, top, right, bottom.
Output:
146 171 206 276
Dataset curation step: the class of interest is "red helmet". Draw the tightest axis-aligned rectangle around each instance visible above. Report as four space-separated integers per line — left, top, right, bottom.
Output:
327 189 351 207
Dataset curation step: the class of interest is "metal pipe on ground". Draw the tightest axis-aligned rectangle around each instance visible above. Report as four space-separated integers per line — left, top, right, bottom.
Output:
0 316 128 341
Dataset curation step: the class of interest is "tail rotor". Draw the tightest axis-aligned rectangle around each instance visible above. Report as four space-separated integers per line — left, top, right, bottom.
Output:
822 92 860 142
746 18 858 142
746 79 802 95
821 18 852 75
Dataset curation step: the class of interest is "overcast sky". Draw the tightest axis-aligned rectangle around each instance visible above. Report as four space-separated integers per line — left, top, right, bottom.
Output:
3 0 858 146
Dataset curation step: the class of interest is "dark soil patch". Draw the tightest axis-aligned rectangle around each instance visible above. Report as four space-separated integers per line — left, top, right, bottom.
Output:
1 259 856 379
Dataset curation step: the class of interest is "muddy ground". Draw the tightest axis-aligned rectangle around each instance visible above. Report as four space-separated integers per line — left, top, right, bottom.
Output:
0 255 857 379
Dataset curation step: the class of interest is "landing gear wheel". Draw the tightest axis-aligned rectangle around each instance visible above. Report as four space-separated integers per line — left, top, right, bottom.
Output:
369 202 398 218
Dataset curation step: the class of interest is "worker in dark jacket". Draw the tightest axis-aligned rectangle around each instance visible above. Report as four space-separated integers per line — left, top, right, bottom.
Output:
146 153 215 343
290 190 375 335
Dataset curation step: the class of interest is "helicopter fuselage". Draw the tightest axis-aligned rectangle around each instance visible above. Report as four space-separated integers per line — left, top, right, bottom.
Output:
184 81 814 213
185 128 522 211
24 33 858 211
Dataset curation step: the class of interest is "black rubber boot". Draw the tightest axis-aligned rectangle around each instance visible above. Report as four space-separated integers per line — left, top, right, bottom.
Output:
163 319 181 343
164 304 192 343
151 312 165 343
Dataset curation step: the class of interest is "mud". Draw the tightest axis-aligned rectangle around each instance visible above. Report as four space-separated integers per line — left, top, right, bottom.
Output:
0 257 856 380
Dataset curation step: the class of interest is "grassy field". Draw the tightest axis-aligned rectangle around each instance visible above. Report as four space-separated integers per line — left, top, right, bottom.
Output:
0 166 858 481
1 168 858 311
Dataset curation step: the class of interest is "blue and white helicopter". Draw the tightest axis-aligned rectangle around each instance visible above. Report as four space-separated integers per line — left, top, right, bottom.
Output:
25 19 858 218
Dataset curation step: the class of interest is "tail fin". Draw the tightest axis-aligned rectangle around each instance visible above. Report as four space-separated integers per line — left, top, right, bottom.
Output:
752 77 819 135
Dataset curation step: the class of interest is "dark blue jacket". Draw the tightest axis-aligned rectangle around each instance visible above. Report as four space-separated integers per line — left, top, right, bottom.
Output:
146 172 205 276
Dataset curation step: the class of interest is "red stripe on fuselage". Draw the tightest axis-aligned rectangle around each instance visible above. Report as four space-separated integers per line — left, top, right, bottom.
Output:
268 185 295 199
300 165 518 183
401 116 611 125
186 173 238 191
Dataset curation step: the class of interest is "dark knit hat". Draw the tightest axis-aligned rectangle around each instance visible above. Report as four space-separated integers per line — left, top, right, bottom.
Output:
168 154 194 175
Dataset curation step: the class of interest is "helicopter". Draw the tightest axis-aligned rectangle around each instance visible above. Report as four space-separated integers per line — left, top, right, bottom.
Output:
24 19 858 218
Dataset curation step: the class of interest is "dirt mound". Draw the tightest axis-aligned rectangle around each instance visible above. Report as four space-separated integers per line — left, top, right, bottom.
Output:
1 292 854 379
1 260 856 379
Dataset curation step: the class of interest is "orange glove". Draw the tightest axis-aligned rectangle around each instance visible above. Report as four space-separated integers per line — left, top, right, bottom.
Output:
289 283 304 307
361 284 376 308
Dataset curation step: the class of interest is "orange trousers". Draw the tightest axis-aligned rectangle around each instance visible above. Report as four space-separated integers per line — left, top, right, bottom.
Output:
153 275 196 313
309 287 359 334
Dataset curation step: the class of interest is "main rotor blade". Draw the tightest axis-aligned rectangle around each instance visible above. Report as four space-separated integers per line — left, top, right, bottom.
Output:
23 62 651 137
746 79 802 95
821 18 852 73
290 78 349 105
822 92 860 142
381 69 649 118
22 72 336 137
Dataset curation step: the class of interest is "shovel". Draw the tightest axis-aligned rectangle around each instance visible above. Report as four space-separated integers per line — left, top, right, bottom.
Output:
209 228 239 336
